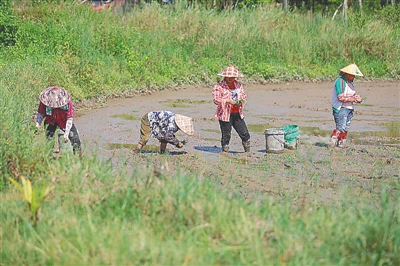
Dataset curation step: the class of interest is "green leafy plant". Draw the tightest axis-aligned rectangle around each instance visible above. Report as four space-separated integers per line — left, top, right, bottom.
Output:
377 5 400 25
8 176 53 227
0 0 18 47
235 99 245 105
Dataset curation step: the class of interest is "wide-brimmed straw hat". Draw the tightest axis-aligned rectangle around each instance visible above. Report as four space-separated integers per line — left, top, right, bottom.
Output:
340 63 364 77
39 86 70 108
217 64 244 78
175 114 194 136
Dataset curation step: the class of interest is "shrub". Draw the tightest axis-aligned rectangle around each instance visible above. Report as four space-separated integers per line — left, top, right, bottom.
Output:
0 0 18 47
377 4 400 26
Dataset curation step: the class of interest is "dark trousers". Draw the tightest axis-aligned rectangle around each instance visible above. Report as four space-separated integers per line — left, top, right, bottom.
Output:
219 113 250 147
45 123 82 154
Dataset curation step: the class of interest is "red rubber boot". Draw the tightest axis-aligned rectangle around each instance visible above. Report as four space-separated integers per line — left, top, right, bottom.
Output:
337 131 348 148
329 129 341 147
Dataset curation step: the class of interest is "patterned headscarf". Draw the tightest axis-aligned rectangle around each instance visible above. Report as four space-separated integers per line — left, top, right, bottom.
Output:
39 86 70 108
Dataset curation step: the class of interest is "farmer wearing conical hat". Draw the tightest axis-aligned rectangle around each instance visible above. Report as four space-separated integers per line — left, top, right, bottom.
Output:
329 63 364 148
212 64 250 153
36 86 82 155
135 110 194 154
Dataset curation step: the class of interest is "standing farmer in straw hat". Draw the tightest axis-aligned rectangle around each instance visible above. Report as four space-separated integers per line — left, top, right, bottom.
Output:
329 63 364 148
36 86 82 155
135 110 194 154
212 64 251 153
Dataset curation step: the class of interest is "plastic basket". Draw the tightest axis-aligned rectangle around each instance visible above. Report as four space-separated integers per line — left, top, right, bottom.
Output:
281 124 299 144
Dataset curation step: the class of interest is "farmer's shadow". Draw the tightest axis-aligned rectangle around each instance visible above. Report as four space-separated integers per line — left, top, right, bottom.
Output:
138 150 187 155
169 151 187 155
194 145 241 154
314 142 328 148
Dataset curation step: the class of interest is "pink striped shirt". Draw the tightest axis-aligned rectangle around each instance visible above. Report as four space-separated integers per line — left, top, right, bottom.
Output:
212 80 247 122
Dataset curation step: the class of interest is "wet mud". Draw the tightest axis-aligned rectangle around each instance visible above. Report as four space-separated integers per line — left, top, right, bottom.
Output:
76 81 400 204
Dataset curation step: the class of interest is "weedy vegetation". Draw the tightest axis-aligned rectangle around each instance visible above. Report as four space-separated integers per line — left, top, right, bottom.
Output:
1 1 399 265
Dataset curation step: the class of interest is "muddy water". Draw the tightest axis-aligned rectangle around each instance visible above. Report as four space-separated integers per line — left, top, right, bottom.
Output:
77 81 399 157
74 81 399 204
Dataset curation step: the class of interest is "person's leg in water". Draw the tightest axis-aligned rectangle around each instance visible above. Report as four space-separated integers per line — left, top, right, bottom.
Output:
331 109 345 148
159 141 167 154
219 120 232 152
231 113 251 152
329 128 341 147
331 108 353 148
136 113 151 153
337 109 353 148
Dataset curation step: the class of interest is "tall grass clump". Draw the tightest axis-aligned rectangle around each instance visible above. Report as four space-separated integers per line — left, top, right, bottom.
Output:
0 65 53 188
0 0 18 47
0 2 398 101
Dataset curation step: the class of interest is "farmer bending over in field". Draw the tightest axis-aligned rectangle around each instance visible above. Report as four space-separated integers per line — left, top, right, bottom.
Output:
36 86 82 156
329 63 364 148
212 64 251 153
135 110 194 154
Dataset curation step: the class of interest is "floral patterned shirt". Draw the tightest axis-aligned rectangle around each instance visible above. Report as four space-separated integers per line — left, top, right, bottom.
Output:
148 111 179 145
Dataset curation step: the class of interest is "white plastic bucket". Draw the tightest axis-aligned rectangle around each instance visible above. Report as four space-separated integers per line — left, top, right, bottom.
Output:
265 128 285 153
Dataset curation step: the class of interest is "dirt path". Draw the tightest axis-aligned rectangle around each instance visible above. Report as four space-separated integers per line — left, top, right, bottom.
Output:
76 81 400 203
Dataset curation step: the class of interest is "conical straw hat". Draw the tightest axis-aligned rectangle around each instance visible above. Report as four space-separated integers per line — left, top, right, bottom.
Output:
340 63 364 77
175 114 194 136
39 86 70 108
217 64 244 78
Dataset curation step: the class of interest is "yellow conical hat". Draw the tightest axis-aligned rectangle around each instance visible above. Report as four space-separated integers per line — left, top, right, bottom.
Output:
340 63 364 77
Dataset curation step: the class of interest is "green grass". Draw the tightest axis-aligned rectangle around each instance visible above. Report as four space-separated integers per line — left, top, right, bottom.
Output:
300 126 331 137
203 137 220 141
202 128 220 133
1 3 399 102
164 102 190 108
384 121 400 137
248 123 276 134
351 121 400 144
1 2 399 265
2 86 399 264
110 114 140 120
2 165 398 265
104 143 160 151
161 99 211 108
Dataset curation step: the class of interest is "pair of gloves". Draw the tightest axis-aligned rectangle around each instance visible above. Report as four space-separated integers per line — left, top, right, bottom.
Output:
176 139 187 148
